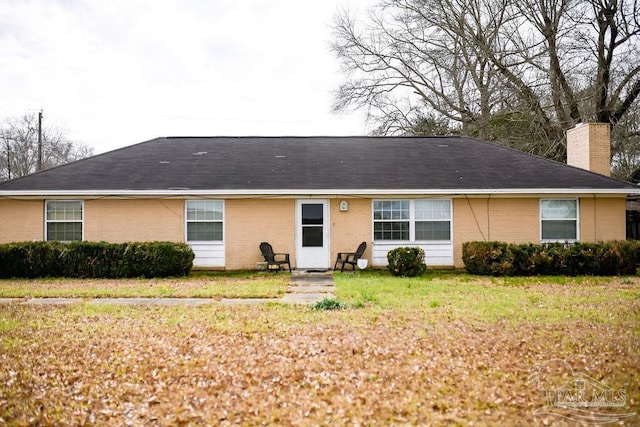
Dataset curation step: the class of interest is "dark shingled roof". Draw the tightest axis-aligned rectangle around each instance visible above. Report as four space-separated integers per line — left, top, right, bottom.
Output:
0 136 636 193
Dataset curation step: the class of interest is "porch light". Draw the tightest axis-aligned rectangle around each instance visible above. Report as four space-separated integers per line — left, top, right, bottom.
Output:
339 200 349 211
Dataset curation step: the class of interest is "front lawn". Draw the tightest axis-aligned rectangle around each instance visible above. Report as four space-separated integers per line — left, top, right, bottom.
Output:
0 271 289 299
0 272 638 425
335 270 637 323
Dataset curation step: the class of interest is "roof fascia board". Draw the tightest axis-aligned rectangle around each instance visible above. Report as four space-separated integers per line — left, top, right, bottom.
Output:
1 188 638 198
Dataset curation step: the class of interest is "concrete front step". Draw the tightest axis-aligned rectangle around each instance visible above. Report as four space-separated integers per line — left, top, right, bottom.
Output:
290 270 336 287
279 292 335 304
288 284 336 294
289 277 335 285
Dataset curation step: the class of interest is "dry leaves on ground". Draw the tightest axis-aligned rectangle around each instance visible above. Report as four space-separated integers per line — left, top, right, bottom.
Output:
1 303 638 426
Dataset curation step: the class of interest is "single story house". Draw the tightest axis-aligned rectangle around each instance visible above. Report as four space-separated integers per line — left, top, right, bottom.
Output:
0 123 638 270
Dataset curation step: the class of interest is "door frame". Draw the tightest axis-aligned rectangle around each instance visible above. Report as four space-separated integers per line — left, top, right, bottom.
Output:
295 199 330 269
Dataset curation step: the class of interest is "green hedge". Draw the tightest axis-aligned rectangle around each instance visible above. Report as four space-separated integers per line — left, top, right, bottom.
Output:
462 240 640 276
0 241 194 279
387 246 427 277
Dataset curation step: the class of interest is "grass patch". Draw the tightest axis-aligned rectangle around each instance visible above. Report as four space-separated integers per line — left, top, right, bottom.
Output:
334 270 640 323
0 317 21 333
310 298 346 311
0 272 288 299
490 275 614 286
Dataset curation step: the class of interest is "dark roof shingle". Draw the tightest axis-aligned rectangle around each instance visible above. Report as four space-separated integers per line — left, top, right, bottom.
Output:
0 136 635 193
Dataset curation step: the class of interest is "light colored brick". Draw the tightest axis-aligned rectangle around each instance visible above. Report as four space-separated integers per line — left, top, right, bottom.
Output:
453 196 626 267
579 197 625 241
0 199 43 241
567 123 611 176
86 199 183 242
225 198 295 270
330 198 371 265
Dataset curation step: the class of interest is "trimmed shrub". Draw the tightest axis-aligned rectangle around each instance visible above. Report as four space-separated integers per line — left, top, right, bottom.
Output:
0 241 66 278
387 246 427 277
0 241 194 279
462 240 640 276
461 241 512 276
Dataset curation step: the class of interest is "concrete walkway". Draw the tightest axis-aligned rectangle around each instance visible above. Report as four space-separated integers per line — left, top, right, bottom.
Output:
281 269 336 304
0 270 337 306
223 269 336 305
0 297 217 306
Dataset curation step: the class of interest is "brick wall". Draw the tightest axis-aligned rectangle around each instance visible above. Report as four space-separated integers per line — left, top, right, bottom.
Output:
225 198 295 270
453 198 539 266
0 199 43 242
453 196 626 267
85 199 184 242
330 198 372 264
579 197 625 241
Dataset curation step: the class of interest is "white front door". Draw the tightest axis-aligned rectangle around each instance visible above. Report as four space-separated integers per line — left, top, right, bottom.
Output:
295 199 330 269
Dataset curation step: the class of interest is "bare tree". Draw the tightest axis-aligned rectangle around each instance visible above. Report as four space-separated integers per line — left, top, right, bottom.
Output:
332 0 507 138
0 113 94 181
611 102 640 181
332 0 640 163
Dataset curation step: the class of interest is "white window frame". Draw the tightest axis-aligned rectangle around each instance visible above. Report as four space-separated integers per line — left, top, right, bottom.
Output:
372 200 411 241
44 200 84 242
372 199 453 242
540 198 579 242
185 200 225 243
414 199 453 241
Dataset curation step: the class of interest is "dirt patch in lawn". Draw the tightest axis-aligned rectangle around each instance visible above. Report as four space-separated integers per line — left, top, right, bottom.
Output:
1 302 638 426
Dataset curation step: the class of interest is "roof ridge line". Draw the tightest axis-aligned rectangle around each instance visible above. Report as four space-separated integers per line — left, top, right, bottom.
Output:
160 135 464 139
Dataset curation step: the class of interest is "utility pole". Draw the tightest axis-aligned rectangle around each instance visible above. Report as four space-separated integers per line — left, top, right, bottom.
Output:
37 110 43 171
6 141 10 180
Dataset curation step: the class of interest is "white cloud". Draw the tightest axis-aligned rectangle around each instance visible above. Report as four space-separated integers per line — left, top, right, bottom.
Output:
0 0 373 153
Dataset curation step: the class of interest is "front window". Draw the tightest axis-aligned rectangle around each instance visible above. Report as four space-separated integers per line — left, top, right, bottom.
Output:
45 200 83 241
373 199 451 241
186 200 224 241
415 200 451 240
541 199 578 241
373 200 409 240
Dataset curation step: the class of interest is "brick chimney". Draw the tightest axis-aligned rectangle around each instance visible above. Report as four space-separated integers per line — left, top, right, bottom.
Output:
566 122 611 176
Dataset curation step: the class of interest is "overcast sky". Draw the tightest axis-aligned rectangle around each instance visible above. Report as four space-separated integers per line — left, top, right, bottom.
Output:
0 0 373 154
